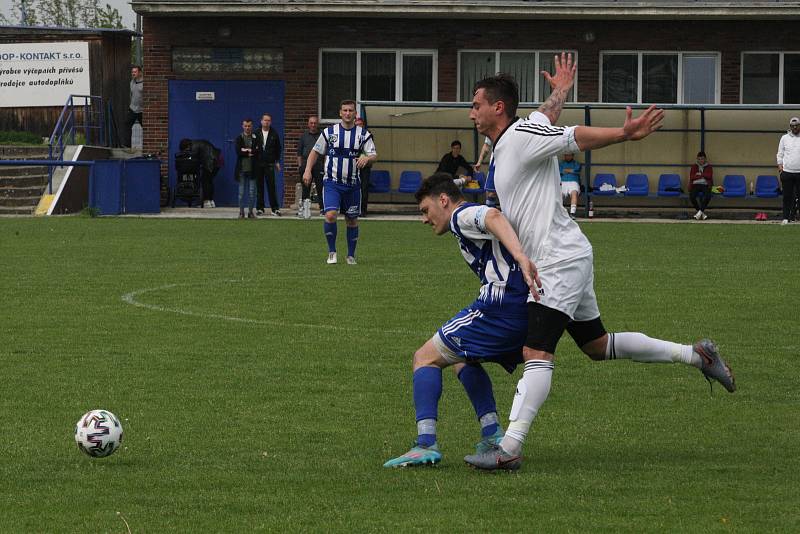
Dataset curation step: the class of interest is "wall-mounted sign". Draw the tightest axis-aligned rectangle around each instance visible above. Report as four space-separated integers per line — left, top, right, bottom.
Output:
0 41 90 108
195 92 215 101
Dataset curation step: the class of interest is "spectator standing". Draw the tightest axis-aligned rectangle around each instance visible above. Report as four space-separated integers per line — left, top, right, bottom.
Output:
559 152 581 218
126 66 143 147
255 113 282 216
688 151 713 220
297 115 324 218
777 117 800 224
234 118 259 219
356 116 374 216
436 140 474 179
303 99 377 265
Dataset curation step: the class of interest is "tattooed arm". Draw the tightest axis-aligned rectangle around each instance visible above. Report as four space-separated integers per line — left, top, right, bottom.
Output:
537 52 576 125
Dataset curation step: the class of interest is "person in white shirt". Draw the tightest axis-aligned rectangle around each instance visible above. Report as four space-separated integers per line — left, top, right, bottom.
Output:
464 53 736 472
776 117 800 224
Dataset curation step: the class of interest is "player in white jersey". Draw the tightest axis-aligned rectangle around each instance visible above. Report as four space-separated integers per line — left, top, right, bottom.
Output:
464 53 736 471
303 100 377 265
383 173 542 468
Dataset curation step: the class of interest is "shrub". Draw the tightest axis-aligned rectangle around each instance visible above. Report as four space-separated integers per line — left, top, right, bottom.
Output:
0 131 44 145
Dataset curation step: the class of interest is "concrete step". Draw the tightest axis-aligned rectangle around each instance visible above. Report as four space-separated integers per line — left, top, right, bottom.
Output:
0 194 42 207
0 165 49 177
0 184 46 198
0 205 35 215
0 174 48 188
0 146 50 160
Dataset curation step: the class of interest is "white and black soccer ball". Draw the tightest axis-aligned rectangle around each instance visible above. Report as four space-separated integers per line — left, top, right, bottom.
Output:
74 409 123 458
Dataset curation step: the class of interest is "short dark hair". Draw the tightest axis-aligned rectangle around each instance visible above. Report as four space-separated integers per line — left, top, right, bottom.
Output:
242 118 253 124
262 113 272 120
415 172 465 203
340 99 356 109
179 138 192 151
697 151 707 158
131 65 142 71
450 140 462 148
473 73 519 119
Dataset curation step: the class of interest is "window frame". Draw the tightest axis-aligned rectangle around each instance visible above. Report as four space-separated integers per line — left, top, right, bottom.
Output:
599 50 721 104
739 51 800 104
456 49 579 103
318 48 438 121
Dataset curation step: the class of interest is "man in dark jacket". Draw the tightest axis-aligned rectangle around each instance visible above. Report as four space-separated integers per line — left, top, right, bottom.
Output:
436 140 474 179
255 113 283 216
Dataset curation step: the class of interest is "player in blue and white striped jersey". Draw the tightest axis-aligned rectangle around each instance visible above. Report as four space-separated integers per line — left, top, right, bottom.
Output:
383 173 541 468
303 100 377 265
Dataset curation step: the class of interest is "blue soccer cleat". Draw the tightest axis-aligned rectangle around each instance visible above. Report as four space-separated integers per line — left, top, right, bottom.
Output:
474 428 504 455
694 339 736 393
383 442 442 468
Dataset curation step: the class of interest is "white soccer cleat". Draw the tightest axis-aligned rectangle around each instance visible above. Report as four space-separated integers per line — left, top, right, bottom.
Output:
346 256 357 265
327 252 337 264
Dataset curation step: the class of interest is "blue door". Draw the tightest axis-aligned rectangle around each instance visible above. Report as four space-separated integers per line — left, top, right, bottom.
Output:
168 80 285 207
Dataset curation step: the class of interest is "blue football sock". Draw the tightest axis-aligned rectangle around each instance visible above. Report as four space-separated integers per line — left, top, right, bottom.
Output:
323 221 337 253
413 366 442 447
457 364 500 437
346 225 358 257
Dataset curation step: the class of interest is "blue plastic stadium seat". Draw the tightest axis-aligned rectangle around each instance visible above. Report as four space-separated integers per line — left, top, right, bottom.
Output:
722 174 747 197
657 174 682 197
625 173 649 196
368 170 391 193
397 170 423 194
755 175 780 198
592 173 617 196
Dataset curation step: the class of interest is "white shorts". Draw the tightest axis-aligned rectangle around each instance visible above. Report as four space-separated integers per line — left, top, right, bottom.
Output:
561 181 580 199
533 253 600 322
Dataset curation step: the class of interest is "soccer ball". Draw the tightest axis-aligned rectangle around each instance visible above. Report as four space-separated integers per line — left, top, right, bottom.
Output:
74 409 123 458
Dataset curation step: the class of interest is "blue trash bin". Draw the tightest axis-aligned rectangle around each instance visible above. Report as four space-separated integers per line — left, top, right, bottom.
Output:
89 160 124 215
124 159 161 214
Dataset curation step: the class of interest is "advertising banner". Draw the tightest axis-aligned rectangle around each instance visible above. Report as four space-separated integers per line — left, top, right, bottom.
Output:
0 41 91 108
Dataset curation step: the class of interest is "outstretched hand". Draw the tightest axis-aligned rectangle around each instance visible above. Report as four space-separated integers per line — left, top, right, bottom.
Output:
623 104 664 141
541 52 576 93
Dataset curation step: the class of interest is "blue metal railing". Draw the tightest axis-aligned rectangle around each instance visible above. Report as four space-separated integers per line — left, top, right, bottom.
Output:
47 95 107 193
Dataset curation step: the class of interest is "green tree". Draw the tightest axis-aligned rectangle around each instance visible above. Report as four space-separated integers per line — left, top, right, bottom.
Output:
9 0 40 25
5 0 124 29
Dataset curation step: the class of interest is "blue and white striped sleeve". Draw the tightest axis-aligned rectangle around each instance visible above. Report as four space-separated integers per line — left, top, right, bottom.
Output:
455 205 490 239
312 132 327 155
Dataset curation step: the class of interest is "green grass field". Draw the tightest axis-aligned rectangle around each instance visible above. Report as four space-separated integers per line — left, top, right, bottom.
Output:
1 217 798 532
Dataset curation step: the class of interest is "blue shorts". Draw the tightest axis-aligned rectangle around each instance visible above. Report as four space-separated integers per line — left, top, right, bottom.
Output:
434 305 527 373
323 181 361 218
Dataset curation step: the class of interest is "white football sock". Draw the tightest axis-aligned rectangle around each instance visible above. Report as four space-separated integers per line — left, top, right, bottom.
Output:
500 360 553 456
606 332 700 367
570 204 577 214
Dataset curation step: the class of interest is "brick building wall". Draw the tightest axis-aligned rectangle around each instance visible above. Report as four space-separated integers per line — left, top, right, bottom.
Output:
141 16 800 207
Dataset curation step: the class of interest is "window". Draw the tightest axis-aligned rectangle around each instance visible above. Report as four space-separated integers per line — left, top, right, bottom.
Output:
601 52 719 104
742 52 800 104
320 49 437 119
458 50 577 102
172 47 283 73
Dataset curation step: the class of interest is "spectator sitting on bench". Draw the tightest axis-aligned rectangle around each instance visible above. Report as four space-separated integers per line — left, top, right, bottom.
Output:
689 151 713 220
559 152 581 218
437 140 474 181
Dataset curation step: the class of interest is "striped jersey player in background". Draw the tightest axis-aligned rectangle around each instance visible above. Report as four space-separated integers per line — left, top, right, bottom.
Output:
303 99 377 265
383 173 541 468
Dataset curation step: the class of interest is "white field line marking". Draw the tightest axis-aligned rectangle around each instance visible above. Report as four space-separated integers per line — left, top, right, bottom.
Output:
121 283 417 335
